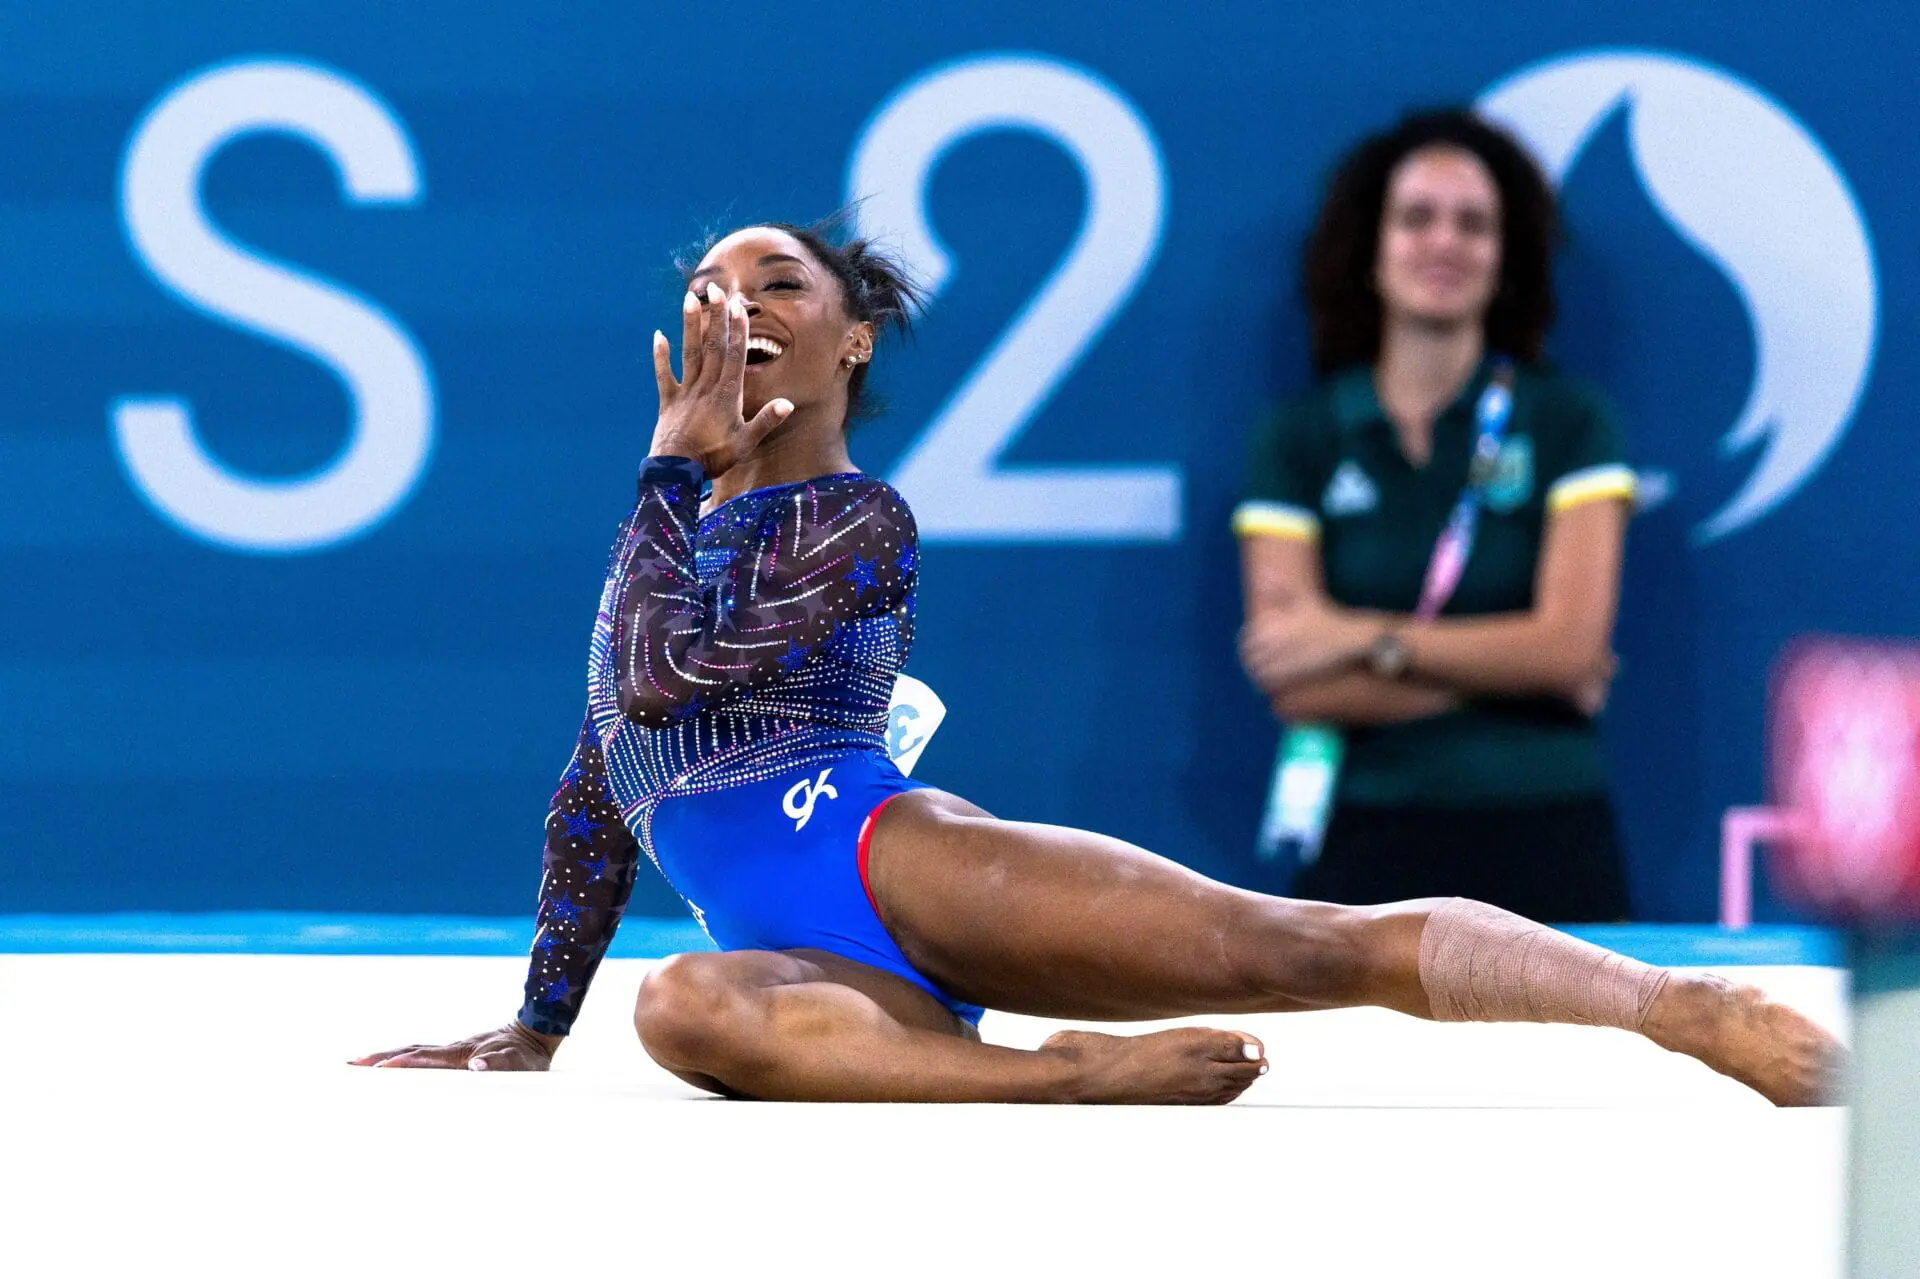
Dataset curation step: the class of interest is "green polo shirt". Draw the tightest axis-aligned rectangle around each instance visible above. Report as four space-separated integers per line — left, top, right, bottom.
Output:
1233 359 1637 808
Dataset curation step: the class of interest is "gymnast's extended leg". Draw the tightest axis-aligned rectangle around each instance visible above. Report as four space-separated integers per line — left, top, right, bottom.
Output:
856 792 1841 1106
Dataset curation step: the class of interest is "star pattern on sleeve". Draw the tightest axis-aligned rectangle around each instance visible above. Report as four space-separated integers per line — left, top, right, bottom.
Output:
545 891 583 928
844 554 883 592
519 722 646 1038
776 640 811 673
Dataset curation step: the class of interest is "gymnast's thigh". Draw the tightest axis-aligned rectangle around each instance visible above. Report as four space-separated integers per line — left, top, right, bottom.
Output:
635 947 975 1054
863 790 1341 1021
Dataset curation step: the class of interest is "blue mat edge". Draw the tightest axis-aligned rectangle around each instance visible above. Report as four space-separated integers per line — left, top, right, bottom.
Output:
0 912 717 958
0 913 1843 967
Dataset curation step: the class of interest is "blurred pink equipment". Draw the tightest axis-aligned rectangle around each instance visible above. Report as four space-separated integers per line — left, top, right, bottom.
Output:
1722 639 1920 929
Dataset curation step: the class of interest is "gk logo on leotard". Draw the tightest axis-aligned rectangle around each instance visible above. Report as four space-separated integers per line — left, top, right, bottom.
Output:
782 769 839 832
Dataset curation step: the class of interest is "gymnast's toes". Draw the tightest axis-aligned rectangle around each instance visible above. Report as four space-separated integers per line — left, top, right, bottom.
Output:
1736 993 1848 1107
1041 1027 1266 1106
1648 974 1846 1106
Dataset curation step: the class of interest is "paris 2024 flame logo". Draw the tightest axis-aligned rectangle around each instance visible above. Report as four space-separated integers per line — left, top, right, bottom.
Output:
1480 51 1878 543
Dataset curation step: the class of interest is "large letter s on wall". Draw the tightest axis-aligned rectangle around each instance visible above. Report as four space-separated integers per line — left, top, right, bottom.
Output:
114 60 434 553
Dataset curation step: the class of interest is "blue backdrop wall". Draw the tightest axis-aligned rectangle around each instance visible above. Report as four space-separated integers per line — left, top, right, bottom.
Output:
4 2 1913 920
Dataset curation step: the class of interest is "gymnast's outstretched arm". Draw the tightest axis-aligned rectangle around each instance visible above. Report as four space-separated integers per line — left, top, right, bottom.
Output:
351 716 641 1070
514 718 644 1038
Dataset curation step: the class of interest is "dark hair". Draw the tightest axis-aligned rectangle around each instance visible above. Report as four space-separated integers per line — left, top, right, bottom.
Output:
1301 108 1559 377
677 209 923 427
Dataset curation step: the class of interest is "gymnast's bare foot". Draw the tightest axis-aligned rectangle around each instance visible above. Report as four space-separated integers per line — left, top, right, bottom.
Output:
1642 974 1846 1106
1040 1028 1267 1105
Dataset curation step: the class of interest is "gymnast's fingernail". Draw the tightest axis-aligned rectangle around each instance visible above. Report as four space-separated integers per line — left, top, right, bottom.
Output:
1258 1062 1269 1075
1242 1042 1262 1060
706 282 724 303
773 399 794 416
683 291 698 312
469 1058 489 1072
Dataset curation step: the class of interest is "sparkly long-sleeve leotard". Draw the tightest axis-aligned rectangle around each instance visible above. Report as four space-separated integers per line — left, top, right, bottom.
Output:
517 457 919 1035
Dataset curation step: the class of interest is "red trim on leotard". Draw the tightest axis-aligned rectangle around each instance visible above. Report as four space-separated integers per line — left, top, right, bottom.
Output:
856 792 910 920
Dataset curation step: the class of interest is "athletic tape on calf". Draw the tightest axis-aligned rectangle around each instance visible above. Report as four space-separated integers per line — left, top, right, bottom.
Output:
1417 898 1670 1031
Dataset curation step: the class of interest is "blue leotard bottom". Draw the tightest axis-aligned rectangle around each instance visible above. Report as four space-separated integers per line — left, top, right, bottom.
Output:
649 748 984 1025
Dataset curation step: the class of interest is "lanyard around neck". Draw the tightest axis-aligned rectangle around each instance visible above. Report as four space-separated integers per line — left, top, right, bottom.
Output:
1412 357 1517 620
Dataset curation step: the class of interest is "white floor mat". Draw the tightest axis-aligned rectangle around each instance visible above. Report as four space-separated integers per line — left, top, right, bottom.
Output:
0 955 1848 1277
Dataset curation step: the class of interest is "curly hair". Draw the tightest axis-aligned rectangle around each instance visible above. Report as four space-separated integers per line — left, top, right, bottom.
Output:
1301 108 1559 377
677 209 923 428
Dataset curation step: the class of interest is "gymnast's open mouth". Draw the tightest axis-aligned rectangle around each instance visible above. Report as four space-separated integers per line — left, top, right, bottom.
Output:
745 335 786 365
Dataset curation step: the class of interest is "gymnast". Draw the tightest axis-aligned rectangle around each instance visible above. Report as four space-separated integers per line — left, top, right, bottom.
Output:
354 219 1839 1105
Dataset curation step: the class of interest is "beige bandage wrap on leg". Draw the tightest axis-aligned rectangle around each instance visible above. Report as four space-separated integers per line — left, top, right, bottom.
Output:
1417 897 1670 1031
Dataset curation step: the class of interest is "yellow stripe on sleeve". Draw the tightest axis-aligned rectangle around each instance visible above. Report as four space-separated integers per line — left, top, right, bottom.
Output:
1231 501 1320 542
1547 464 1638 514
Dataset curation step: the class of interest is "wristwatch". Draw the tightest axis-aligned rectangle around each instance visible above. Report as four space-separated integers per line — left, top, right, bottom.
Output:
1367 630 1410 679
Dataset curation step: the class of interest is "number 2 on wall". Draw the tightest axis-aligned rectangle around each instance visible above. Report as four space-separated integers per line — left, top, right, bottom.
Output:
847 55 1181 543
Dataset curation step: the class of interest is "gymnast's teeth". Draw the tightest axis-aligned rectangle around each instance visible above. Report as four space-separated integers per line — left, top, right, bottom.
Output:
746 336 785 363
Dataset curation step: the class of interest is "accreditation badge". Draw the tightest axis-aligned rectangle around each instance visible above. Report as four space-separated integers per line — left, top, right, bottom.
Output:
1257 723 1345 865
1482 435 1534 513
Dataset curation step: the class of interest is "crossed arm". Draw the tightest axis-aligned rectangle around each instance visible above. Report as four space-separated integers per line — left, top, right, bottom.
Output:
1237 497 1629 725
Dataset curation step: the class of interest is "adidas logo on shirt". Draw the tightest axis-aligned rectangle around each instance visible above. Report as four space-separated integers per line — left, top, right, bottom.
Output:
1322 460 1379 517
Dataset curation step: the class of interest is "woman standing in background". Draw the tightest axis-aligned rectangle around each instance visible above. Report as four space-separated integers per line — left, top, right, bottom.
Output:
1237 109 1637 922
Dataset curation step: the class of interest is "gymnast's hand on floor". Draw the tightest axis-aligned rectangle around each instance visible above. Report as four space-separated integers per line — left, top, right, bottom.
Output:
349 1021 563 1072
648 283 793 478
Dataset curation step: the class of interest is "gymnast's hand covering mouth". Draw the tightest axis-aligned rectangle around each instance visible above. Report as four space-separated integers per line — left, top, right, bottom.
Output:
649 227 876 480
